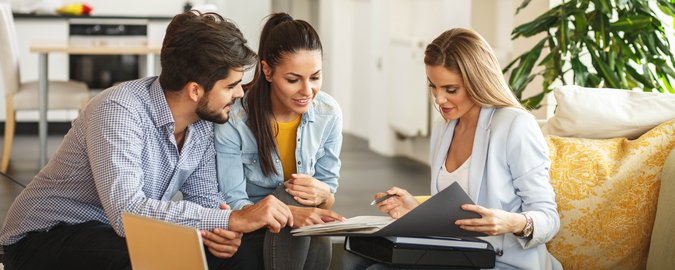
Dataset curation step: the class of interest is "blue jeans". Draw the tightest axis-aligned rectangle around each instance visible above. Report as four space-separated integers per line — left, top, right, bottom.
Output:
263 185 332 270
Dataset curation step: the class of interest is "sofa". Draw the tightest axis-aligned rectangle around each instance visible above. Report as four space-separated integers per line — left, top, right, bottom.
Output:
540 85 675 270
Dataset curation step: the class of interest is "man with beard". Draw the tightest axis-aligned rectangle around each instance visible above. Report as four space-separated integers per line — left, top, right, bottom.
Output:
0 11 293 270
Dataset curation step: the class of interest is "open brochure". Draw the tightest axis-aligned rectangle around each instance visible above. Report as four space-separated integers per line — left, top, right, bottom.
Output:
291 182 485 237
291 216 394 236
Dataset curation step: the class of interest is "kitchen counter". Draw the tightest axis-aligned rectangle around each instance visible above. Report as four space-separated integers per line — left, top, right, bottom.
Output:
13 13 173 20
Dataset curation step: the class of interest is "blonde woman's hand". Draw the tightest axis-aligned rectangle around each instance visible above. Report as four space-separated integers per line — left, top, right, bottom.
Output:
454 204 527 236
285 174 334 208
375 186 419 219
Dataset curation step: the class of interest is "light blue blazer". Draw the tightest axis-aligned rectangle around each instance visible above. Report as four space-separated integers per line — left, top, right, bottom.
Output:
429 107 561 270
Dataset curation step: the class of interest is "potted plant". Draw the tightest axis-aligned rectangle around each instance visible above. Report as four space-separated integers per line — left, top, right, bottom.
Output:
504 0 675 109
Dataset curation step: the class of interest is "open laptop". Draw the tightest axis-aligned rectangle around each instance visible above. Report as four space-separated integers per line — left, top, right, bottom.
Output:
121 212 208 270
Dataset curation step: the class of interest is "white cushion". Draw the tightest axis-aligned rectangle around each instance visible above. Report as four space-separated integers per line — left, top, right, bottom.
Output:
13 80 90 110
542 85 675 139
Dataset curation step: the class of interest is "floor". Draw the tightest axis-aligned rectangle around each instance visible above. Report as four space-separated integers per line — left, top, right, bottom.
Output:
0 129 430 269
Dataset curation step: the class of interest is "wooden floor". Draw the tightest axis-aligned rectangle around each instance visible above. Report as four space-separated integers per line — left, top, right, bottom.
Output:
0 130 430 268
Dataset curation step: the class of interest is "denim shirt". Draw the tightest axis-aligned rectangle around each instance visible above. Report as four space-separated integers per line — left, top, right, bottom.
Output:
214 91 343 210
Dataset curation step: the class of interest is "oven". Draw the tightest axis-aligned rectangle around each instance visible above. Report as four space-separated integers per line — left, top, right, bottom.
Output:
68 19 148 91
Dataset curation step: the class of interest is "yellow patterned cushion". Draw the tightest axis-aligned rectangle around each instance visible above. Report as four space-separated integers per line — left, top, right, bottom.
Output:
545 119 675 270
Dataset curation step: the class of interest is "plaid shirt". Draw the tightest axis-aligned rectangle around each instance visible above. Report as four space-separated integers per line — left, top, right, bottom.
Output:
0 77 230 248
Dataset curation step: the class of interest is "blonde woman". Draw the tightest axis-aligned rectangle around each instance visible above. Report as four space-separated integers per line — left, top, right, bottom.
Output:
345 28 561 270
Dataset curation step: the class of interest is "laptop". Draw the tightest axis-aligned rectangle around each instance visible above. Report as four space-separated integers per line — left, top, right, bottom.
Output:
121 212 208 270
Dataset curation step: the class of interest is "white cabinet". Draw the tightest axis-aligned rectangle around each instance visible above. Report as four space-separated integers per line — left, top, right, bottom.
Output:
15 19 69 82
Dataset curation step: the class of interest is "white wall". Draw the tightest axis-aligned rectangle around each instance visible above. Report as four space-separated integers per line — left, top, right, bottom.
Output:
319 0 472 164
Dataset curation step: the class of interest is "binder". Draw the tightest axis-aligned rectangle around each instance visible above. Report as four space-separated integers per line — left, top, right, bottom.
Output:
345 236 496 268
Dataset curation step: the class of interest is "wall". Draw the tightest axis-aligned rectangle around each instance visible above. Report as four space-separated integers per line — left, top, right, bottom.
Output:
320 0 471 164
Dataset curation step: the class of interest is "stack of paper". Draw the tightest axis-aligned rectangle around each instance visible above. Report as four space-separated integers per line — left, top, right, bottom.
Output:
291 216 394 236
384 236 489 249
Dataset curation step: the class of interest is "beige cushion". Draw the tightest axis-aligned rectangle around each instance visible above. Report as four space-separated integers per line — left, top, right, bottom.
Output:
545 119 675 269
13 80 90 110
647 149 675 269
543 85 675 139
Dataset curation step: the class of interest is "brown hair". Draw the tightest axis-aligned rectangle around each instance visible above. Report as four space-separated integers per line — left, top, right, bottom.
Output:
159 10 257 92
244 12 322 177
424 28 522 109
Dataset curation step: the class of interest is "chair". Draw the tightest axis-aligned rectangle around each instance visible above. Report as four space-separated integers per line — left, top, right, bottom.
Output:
0 3 90 172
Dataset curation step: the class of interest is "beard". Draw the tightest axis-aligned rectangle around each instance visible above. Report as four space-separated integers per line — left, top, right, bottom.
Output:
196 95 230 124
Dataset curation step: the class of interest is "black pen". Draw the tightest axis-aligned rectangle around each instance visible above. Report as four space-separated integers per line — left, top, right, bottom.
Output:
370 194 395 206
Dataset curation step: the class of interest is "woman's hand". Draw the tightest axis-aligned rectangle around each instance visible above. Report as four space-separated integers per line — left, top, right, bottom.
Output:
375 186 419 219
455 204 527 236
288 205 344 228
284 174 334 208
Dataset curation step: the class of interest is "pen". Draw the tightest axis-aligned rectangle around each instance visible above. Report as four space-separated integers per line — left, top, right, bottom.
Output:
370 194 396 206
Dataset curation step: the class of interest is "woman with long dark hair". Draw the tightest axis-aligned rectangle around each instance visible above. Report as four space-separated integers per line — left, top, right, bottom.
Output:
215 13 344 270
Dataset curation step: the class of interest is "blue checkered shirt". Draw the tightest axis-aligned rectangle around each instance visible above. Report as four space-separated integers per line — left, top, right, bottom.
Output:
0 77 231 248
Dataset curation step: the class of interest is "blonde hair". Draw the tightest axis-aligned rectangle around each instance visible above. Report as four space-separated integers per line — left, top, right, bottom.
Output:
424 28 523 109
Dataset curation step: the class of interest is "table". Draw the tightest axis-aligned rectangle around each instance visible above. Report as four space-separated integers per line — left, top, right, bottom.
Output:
30 42 161 167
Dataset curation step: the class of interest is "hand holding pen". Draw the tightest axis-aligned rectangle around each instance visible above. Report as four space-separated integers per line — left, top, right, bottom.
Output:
370 194 396 205
371 186 420 219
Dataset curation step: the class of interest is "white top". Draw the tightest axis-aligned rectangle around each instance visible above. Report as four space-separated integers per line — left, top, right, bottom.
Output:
437 156 470 193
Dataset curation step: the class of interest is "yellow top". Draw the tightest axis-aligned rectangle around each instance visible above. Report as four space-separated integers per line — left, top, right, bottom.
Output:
274 115 301 180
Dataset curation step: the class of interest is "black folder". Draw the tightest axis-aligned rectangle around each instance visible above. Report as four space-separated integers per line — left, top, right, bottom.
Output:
291 182 485 237
345 236 496 268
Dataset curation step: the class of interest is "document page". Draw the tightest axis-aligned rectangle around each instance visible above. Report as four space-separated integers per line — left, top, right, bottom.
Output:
291 216 394 236
384 236 489 249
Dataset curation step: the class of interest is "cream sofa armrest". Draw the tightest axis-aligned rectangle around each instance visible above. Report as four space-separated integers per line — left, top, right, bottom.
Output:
647 148 675 269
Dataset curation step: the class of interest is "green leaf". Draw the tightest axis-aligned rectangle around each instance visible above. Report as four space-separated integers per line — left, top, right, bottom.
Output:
573 11 589 36
614 35 638 59
594 12 611 48
625 65 653 87
657 0 675 16
571 56 590 86
657 71 675 93
610 15 653 31
559 11 568 53
512 11 559 38
588 46 622 88
508 39 546 98
521 90 551 110
593 0 612 14
516 0 532 15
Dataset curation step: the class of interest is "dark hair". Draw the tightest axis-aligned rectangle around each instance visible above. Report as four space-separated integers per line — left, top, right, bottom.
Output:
245 12 322 177
159 10 257 92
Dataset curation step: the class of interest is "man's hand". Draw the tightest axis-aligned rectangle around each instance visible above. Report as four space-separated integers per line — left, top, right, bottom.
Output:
228 195 293 233
199 202 240 258
288 206 344 228
201 228 242 258
375 186 419 219
284 174 334 208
